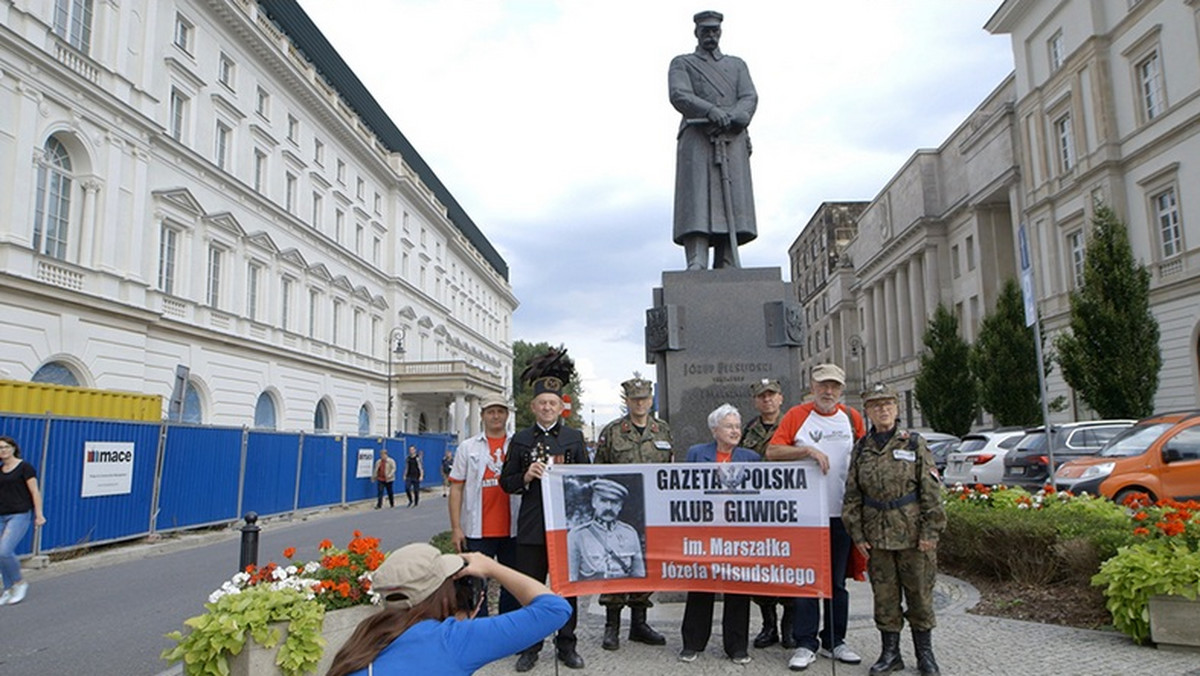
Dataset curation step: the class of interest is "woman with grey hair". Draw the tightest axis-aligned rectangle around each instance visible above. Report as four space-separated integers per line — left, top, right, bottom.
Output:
677 404 761 664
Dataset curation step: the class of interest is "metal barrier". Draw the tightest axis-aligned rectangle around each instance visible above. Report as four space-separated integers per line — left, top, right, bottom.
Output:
0 413 455 557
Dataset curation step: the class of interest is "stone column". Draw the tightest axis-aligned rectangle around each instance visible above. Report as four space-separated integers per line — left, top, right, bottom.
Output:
871 282 886 368
923 247 939 323
896 262 913 359
884 273 899 364
78 180 101 267
909 254 927 349
454 393 467 439
861 288 875 375
467 396 480 438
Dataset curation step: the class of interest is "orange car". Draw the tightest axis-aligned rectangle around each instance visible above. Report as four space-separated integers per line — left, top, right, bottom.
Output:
1054 410 1200 502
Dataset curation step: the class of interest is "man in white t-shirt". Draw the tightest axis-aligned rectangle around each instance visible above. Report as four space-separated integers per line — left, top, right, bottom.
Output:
448 395 520 616
767 363 866 671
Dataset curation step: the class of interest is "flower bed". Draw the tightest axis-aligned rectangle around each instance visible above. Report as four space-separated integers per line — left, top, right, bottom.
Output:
163 531 386 676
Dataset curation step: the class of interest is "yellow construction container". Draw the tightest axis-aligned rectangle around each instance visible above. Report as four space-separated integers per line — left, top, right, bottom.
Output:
0 379 163 422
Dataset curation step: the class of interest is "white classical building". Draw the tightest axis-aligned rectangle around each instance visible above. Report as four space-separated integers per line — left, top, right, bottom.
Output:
987 0 1200 414
0 0 517 436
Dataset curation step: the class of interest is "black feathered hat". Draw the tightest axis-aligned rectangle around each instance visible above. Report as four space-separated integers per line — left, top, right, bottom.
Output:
521 346 575 399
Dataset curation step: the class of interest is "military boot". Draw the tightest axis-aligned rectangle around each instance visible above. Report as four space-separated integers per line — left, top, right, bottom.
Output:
779 603 797 649
752 602 779 648
868 631 904 675
628 607 666 645
603 607 621 651
912 630 940 676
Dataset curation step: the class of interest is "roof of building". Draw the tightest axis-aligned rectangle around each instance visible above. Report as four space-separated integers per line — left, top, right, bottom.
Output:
258 1 509 281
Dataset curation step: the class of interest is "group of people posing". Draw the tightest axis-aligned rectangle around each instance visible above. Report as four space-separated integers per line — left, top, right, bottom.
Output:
331 359 945 676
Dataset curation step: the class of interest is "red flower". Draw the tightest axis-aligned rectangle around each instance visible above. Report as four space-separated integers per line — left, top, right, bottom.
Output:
283 547 296 559
1156 521 1186 537
318 539 333 550
1133 527 1150 536
1133 511 1148 522
353 530 363 539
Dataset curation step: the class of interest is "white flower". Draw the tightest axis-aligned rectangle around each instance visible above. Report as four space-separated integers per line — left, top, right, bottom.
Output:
304 561 320 574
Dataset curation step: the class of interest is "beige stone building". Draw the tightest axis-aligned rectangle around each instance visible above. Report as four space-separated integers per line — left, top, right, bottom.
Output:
987 0 1200 415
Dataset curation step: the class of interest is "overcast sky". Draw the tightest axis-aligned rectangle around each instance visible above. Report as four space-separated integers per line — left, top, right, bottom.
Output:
298 0 1017 429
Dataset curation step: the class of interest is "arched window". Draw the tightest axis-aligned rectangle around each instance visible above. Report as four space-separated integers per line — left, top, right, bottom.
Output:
357 405 371 436
254 392 277 430
182 381 203 424
31 361 80 386
314 399 331 432
33 137 74 260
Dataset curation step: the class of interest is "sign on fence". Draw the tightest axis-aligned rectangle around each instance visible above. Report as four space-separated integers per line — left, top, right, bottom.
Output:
541 463 831 598
355 448 375 479
81 441 135 497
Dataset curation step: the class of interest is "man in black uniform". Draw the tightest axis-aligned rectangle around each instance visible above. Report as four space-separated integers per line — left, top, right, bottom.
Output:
500 350 589 672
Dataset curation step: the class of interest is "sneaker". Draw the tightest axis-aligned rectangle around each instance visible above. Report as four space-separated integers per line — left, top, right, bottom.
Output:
788 647 817 671
730 653 752 665
679 649 699 662
818 644 863 664
8 582 28 605
0 589 10 605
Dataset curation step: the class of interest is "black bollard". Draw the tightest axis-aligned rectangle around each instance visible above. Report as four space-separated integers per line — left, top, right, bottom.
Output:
239 512 260 574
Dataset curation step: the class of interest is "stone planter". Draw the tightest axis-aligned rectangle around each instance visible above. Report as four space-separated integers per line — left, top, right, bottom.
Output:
1148 594 1200 651
229 603 378 676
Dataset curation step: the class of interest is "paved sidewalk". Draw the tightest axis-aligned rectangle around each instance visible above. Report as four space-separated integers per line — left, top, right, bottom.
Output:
478 577 1200 676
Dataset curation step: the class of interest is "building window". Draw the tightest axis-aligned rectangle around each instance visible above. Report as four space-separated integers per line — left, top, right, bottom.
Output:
358 405 370 436
373 192 382 214
206 245 224 308
1054 113 1075 172
32 361 80 386
169 88 189 142
33 137 73 260
218 53 235 89
336 159 346 184
372 236 381 266
355 177 365 200
1154 187 1183 258
371 316 380 354
313 138 324 166
287 114 299 144
246 262 261 321
951 244 961 278
281 277 293 331
1067 229 1085 289
158 224 178 294
355 224 364 256
254 392 277 430
353 308 363 351
314 399 331 432
1049 30 1065 71
311 192 323 228
53 0 94 53
253 149 267 192
285 173 297 212
182 381 203 424
335 209 345 243
1136 51 1164 121
214 122 231 171
255 86 270 119
173 13 194 54
308 289 319 339
965 235 976 271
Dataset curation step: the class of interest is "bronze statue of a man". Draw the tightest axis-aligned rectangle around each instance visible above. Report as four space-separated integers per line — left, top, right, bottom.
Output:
669 10 758 270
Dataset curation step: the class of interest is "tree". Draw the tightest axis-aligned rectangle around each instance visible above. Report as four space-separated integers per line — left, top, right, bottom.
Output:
914 304 978 437
970 279 1042 427
512 340 585 430
1055 205 1161 418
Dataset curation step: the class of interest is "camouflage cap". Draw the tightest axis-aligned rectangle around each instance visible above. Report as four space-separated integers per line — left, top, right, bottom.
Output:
621 377 654 399
750 378 782 396
591 478 628 501
861 382 899 405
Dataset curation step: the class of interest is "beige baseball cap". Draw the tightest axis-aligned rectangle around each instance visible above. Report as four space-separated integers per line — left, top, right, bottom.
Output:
811 363 846 385
479 395 512 412
371 543 465 609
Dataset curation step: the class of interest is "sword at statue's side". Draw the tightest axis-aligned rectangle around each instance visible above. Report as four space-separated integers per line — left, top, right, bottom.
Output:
685 118 741 268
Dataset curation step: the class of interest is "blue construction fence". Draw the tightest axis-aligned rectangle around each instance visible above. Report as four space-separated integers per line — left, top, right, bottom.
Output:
0 413 457 557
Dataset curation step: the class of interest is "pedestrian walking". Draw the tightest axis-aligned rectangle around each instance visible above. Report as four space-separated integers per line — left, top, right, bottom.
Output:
374 448 397 509
441 450 454 497
405 446 423 507
0 436 46 605
843 383 946 676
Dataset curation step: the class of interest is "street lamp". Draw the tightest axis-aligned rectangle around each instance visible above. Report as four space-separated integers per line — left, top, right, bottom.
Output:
386 327 406 437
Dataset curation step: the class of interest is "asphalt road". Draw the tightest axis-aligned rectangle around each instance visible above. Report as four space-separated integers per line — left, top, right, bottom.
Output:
2 495 452 676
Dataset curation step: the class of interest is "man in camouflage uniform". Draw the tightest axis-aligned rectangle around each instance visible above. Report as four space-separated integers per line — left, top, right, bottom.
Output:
593 376 671 650
567 478 646 580
843 383 946 676
741 378 796 649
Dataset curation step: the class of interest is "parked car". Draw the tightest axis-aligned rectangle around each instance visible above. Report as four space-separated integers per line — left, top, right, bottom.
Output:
1054 410 1200 502
921 432 960 474
942 428 1025 486
1002 420 1135 490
